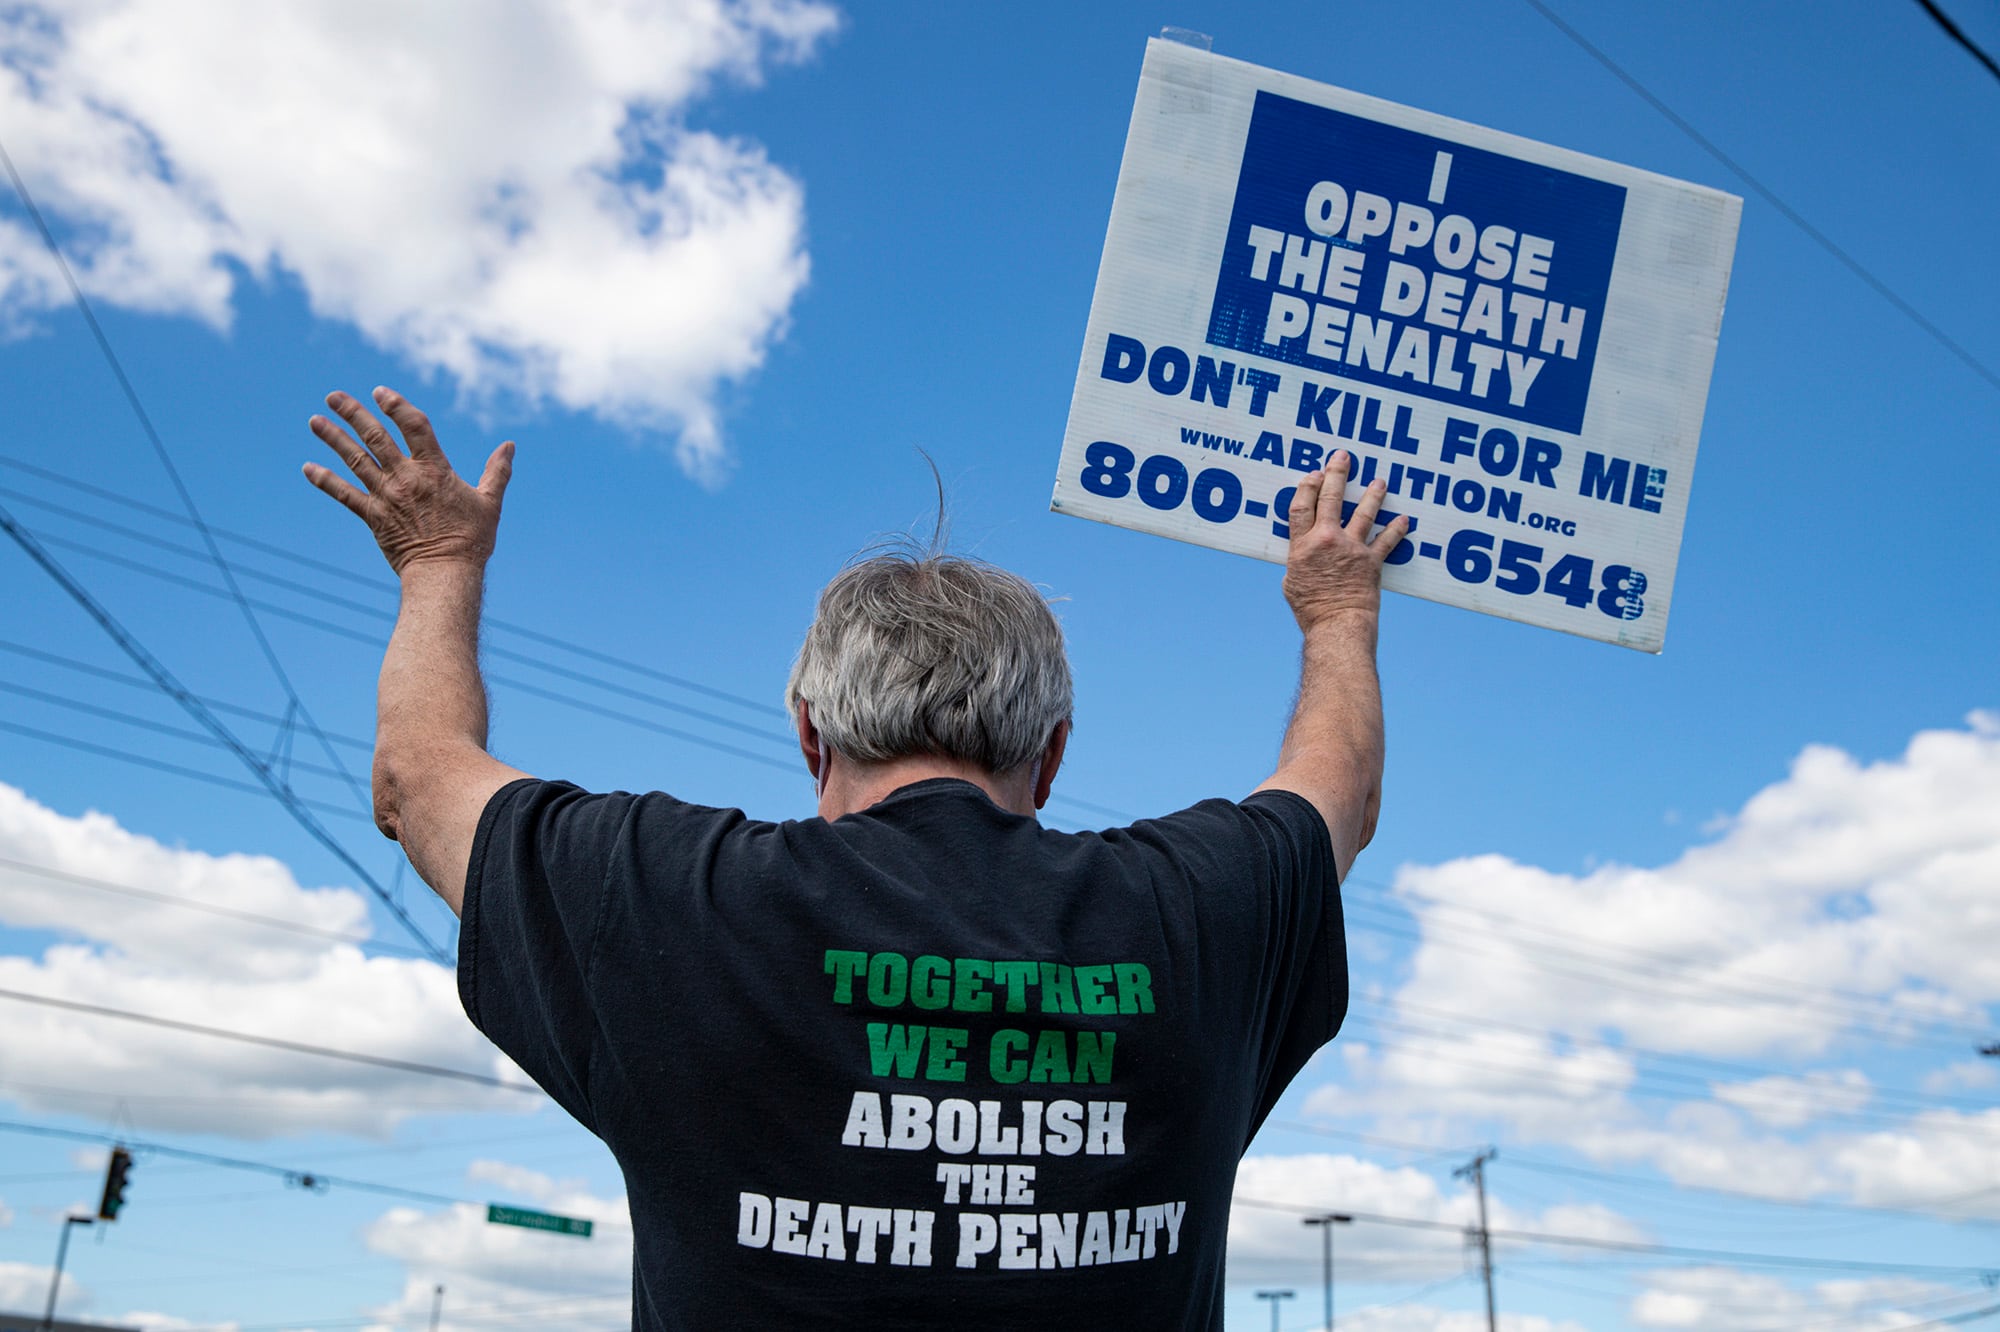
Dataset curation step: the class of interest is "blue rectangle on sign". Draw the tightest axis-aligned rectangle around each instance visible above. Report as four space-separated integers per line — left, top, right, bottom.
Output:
1206 93 1625 434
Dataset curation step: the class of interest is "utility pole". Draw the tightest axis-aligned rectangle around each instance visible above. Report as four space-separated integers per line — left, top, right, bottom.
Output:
1303 1212 1353 1330
39 1214 94 1331
429 1283 445 1331
1454 1149 1497 1332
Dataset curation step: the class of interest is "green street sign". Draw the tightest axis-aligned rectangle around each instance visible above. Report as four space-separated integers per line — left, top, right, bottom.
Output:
486 1203 594 1238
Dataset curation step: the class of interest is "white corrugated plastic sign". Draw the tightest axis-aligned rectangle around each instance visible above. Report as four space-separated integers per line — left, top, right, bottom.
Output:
1052 39 1741 652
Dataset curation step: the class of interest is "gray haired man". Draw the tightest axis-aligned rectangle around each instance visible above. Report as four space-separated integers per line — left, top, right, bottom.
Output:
304 387 1407 1331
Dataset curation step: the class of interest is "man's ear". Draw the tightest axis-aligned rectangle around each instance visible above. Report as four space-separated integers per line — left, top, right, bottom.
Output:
1032 719 1072 810
797 700 826 788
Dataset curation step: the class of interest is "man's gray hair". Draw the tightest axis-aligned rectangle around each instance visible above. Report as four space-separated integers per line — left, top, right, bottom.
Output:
785 546 1073 774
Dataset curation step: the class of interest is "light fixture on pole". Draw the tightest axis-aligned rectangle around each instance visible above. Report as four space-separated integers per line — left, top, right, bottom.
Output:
1255 1287 1296 1332
1303 1212 1354 1329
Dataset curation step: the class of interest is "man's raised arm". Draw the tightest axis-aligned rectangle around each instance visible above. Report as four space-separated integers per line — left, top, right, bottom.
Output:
1255 450 1409 877
302 387 528 915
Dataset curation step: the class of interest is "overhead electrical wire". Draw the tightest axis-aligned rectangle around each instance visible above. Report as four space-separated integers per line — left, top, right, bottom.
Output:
0 677 357 787
1268 1116 2000 1230
0 451 785 722
1520 0 2000 395
0 1114 501 1208
1348 873 1987 1031
1229 1193 1999 1277
0 138 379 821
1336 1012 2000 1142
0 985 541 1093
1348 992 2000 1119
1912 0 2000 84
0 452 1134 823
0 145 461 962
0 635 371 754
0 507 447 956
1499 1151 2000 1229
0 853 429 956
0 716 366 821
1341 891 1991 1055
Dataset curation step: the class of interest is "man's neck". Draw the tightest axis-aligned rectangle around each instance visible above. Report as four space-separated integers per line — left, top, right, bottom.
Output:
818 753 1036 821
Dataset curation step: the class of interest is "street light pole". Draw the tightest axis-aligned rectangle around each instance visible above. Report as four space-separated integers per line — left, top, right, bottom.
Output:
1303 1213 1354 1329
40 1214 94 1331
1256 1287 1296 1332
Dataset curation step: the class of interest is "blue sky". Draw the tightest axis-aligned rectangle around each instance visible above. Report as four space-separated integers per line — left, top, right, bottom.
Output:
1 1 1997 1328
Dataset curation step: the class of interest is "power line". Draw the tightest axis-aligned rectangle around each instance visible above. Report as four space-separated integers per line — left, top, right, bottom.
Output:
0 635 371 754
0 853 429 956
0 451 784 722
0 677 356 787
1342 892 1989 1055
1506 1153 2000 1230
1338 1010 2000 1141
0 716 367 822
0 136 379 827
0 1114 479 1207
0 984 540 1093
1350 993 2000 1119
7 504 1120 818
15 518 808 775
1913 0 2000 84
0 501 448 958
0 452 1131 822
2 476 802 750
1263 1118 1485 1162
1346 873 1976 1026
1230 1193 2000 1277
1520 0 2000 395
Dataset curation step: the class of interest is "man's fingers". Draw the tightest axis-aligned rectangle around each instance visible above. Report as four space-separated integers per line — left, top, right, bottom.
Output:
478 439 515 501
309 414 381 484
373 386 445 460
1288 470 1323 548
1372 512 1412 562
1347 477 1389 536
1315 450 1352 531
302 461 371 520
327 391 403 470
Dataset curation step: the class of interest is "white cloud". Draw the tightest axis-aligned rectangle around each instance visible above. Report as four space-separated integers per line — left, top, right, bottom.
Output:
0 780 537 1136
0 1259 83 1313
1383 713 2000 1062
1711 1069 1872 1130
1307 715 2000 1219
362 1160 631 1331
1630 1268 1958 1331
0 0 838 480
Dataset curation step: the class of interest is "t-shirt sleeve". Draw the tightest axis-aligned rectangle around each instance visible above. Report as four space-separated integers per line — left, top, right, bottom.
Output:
459 777 639 1134
1234 787 1348 1135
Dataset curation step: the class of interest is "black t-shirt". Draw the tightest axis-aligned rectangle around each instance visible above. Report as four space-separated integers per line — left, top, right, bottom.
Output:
461 776 1345 1330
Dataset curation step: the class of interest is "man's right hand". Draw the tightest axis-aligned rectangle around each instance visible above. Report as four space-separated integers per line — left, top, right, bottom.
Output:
1256 449 1407 871
1280 450 1409 631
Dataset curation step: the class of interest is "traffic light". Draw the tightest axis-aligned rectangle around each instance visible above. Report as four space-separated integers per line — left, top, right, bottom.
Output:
97 1146 133 1221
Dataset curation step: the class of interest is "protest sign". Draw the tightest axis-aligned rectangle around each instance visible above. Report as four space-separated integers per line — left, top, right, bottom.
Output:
1052 38 1740 651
